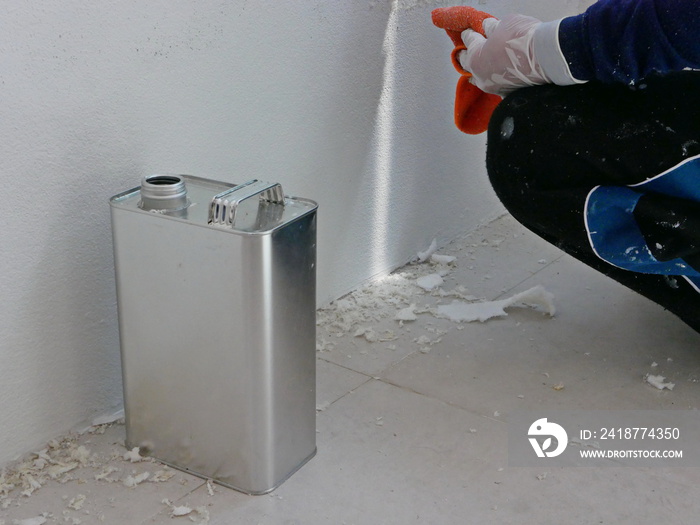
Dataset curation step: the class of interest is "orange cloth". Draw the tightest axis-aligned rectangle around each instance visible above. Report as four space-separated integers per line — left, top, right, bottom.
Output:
431 6 502 134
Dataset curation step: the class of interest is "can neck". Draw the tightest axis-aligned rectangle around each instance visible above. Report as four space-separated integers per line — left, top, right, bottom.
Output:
139 175 189 212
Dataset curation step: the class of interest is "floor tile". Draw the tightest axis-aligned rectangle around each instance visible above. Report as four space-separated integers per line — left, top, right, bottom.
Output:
315 357 370 412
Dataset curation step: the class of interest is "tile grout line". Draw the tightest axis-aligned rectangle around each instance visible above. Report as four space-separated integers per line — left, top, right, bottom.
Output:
375 374 508 427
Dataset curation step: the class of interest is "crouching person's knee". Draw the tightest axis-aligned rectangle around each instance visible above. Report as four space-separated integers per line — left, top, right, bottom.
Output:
485 88 542 221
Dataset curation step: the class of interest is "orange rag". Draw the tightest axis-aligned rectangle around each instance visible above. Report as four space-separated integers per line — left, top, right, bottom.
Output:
431 6 502 134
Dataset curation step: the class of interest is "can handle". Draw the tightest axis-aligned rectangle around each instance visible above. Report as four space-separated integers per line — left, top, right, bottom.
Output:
208 179 285 227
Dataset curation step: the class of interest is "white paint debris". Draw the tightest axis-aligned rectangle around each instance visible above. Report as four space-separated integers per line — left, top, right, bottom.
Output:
206 480 216 496
354 327 384 343
645 374 675 391
70 446 91 465
21 474 42 496
436 286 477 301
651 361 658 368
67 494 86 510
123 448 143 463
395 304 417 322
122 471 150 488
416 239 438 263
415 335 432 346
436 286 556 323
414 332 444 354
316 400 331 412
317 272 416 337
431 254 456 265
151 470 176 483
11 517 47 525
416 273 444 291
171 505 193 517
94 466 119 482
416 334 432 353
0 415 203 523
46 462 78 481
316 338 334 352
163 499 209 522
382 330 398 341
192 506 211 523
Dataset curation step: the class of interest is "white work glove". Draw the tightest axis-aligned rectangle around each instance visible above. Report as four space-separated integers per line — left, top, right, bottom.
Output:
459 14 585 96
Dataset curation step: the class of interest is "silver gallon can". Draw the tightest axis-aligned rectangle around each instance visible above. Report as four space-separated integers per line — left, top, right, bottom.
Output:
109 175 317 494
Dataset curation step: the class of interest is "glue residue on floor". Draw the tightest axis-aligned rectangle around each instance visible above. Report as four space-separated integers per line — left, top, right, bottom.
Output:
316 236 557 357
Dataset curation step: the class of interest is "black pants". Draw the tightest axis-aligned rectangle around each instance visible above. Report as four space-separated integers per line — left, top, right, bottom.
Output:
486 71 700 333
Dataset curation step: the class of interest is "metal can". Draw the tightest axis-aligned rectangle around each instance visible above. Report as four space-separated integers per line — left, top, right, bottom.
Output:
110 175 317 494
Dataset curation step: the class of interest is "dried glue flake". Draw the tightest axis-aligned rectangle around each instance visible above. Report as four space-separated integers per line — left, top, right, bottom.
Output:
645 374 675 390
69 446 91 465
123 448 144 463
163 498 194 518
354 327 379 343
416 273 444 291
0 436 98 499
436 286 556 323
317 273 419 337
94 466 120 482
151 470 175 483
11 517 48 525
122 472 150 488
395 305 417 322
0 418 203 524
430 254 456 265
171 505 193 517
416 239 438 263
67 494 86 510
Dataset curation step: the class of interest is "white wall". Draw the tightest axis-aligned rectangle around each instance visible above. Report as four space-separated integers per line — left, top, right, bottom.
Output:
0 0 585 465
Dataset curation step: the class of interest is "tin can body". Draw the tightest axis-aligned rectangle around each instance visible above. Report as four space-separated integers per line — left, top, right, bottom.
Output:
110 176 317 494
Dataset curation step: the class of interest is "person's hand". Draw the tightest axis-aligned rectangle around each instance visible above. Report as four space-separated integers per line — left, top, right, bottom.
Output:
459 14 550 96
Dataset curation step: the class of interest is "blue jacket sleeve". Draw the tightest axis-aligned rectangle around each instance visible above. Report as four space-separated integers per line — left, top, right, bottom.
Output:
559 0 700 84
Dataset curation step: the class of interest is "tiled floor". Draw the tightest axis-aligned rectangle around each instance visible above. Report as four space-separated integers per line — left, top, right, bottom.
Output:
3 215 700 524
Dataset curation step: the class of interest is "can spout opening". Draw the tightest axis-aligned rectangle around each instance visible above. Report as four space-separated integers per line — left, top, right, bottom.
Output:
146 175 183 186
139 174 189 213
